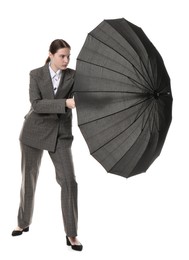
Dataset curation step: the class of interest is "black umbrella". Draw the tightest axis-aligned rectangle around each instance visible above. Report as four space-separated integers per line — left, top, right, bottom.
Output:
74 18 172 178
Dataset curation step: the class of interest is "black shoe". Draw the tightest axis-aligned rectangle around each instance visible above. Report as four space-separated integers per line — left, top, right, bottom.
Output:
12 227 29 236
66 236 83 251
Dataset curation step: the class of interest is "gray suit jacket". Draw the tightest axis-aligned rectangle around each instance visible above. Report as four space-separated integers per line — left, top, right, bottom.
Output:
20 63 75 152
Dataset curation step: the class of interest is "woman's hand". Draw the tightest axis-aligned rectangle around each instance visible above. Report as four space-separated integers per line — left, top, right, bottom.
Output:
66 98 75 109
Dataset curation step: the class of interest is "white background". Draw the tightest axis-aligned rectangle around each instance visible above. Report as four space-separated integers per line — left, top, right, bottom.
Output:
0 0 188 259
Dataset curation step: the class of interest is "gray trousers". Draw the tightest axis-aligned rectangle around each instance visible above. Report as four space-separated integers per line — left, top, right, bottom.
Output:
17 142 78 237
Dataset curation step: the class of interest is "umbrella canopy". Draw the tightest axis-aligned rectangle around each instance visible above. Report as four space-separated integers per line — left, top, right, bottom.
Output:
74 18 172 178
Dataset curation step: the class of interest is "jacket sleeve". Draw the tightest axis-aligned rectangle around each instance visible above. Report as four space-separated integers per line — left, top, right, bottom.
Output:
29 73 67 114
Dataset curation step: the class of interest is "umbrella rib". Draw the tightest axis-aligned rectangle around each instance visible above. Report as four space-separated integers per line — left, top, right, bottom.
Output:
75 90 149 95
77 58 152 92
125 102 157 178
78 96 153 127
140 100 156 132
90 98 154 155
108 101 156 175
150 101 159 131
88 33 154 91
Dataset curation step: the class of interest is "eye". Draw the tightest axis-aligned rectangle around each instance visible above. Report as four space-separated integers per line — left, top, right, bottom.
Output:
60 54 70 59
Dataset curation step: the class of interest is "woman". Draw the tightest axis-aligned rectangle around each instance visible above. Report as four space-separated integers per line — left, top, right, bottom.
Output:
12 39 83 251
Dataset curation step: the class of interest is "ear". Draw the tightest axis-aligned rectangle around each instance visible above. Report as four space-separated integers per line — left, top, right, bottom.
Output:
49 52 53 60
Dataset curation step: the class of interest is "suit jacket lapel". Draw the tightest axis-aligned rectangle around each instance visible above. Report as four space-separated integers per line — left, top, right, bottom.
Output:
41 64 55 99
55 69 74 99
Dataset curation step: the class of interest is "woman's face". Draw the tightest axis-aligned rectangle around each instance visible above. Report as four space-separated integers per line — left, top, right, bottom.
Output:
49 47 70 71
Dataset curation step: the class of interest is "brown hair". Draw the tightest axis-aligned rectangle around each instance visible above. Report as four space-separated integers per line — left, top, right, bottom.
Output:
45 39 71 64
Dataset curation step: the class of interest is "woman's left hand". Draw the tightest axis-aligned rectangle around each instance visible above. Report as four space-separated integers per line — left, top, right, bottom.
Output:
66 98 75 109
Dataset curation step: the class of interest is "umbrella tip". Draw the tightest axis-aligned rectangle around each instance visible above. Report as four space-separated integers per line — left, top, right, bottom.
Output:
153 91 172 99
154 91 160 99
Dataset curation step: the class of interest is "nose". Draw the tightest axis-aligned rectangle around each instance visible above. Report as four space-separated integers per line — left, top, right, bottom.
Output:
63 56 69 63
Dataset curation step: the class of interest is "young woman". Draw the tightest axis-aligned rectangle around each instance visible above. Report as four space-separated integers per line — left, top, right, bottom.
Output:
12 39 83 251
